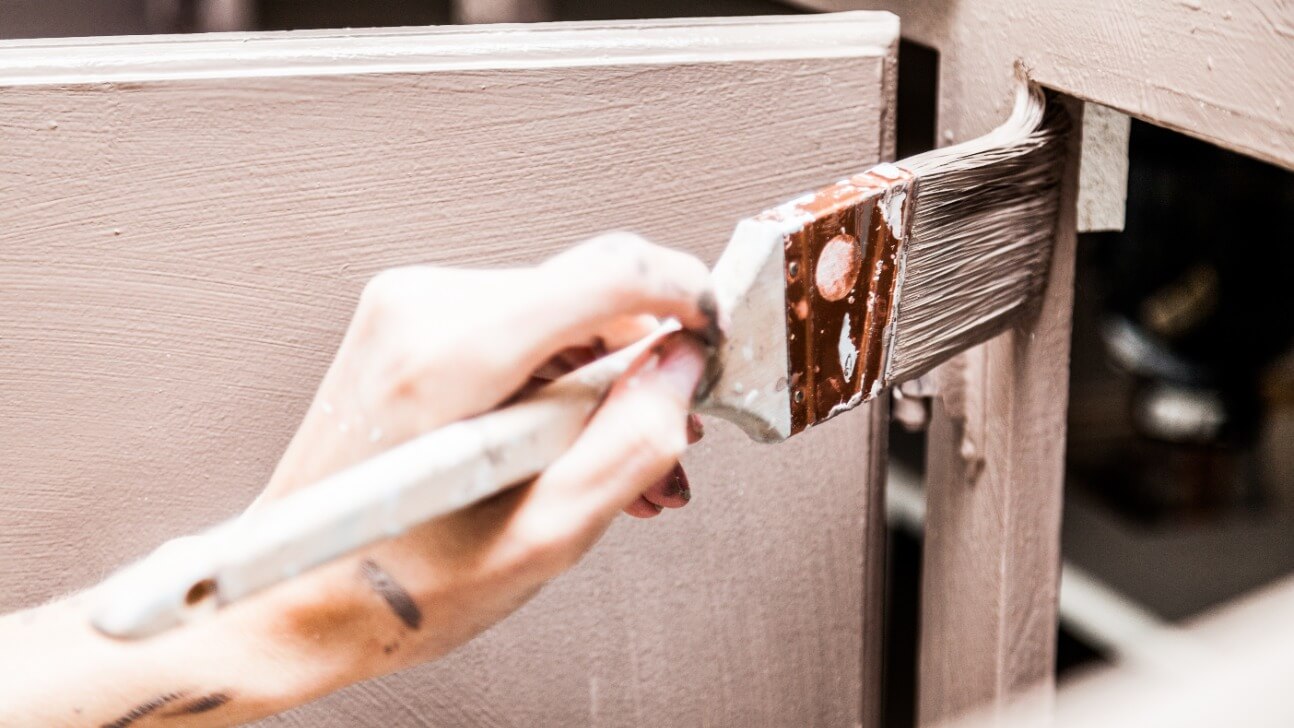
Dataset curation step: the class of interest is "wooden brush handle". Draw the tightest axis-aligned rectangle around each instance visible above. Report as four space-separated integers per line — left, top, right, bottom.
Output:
91 326 676 639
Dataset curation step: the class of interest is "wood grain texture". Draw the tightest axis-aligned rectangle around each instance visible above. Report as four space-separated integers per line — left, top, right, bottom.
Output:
0 14 897 726
796 0 1293 170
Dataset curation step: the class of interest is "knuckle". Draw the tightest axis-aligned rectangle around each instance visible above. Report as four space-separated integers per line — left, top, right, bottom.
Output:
356 269 414 333
560 233 654 289
359 268 405 309
583 230 652 258
358 266 446 316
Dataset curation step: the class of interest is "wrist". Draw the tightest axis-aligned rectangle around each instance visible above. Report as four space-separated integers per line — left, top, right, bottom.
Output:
233 559 393 702
94 582 338 723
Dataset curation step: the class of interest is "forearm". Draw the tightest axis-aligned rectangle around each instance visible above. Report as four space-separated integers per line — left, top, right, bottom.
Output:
0 545 473 728
0 586 328 727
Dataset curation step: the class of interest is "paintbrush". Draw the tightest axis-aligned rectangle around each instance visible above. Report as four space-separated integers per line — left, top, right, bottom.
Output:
91 80 1067 639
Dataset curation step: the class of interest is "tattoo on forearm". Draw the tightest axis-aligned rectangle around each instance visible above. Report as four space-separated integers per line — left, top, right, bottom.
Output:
163 692 233 716
359 559 422 630
101 692 184 728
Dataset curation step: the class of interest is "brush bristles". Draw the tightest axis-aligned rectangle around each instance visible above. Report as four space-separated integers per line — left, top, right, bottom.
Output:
885 82 1069 384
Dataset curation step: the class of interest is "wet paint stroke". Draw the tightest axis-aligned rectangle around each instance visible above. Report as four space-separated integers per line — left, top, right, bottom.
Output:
359 559 422 630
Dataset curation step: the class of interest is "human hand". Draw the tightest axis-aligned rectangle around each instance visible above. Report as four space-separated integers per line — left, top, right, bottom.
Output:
251 233 715 702
0 233 717 728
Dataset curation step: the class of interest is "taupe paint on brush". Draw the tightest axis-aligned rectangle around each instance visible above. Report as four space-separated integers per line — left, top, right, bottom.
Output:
0 15 896 727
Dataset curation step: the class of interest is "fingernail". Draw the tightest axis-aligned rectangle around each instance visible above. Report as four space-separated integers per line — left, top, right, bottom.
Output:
645 334 706 401
669 465 691 502
686 414 705 443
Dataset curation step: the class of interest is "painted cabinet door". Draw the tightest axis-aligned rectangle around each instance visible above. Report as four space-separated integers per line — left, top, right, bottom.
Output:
0 14 896 727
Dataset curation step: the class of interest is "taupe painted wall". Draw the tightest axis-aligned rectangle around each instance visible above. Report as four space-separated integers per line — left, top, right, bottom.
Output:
0 16 896 726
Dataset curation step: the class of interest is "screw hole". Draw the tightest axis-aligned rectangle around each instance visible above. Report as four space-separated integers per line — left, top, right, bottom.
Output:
793 389 805 404
788 261 799 278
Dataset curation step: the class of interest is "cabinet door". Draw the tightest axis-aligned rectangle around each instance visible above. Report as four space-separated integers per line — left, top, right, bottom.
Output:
0 13 896 727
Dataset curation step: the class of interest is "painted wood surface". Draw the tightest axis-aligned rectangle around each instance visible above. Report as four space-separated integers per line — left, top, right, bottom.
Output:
914 119 1079 725
790 2 1094 723
795 0 1289 721
0 14 897 726
796 0 1293 170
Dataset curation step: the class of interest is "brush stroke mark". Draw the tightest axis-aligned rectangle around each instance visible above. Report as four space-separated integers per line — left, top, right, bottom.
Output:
359 559 422 630
162 692 232 716
101 692 184 728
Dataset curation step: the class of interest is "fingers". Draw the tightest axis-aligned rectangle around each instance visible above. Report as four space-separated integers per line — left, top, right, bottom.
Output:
543 233 713 331
509 233 715 382
596 314 664 352
539 318 703 521
526 334 706 539
527 318 705 518
623 495 663 519
623 411 703 517
530 314 658 386
346 236 710 432
528 344 604 384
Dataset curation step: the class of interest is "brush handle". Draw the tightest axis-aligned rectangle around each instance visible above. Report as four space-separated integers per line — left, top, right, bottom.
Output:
90 326 676 639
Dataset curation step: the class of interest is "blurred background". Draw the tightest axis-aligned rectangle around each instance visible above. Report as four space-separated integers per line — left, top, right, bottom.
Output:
5 1 1293 725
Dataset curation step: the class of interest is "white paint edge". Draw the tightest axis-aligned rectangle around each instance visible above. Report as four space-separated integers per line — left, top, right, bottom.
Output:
0 12 898 85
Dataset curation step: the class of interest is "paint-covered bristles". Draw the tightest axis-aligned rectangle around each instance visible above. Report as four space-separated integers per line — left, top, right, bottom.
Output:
886 82 1069 383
